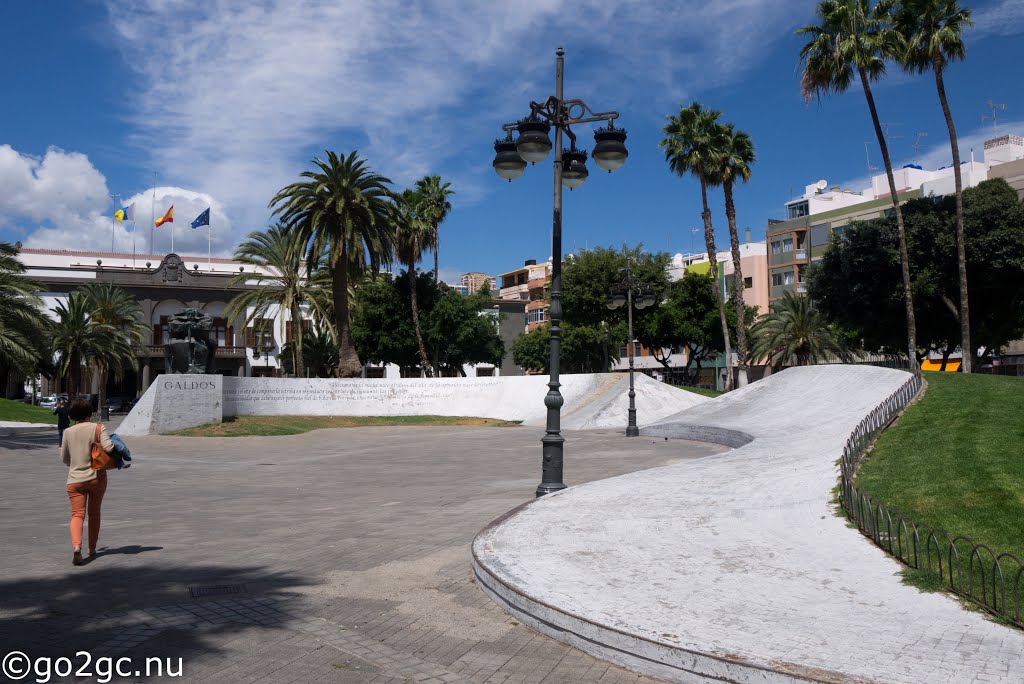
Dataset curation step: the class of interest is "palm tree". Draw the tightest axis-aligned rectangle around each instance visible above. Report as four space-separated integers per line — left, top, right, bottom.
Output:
395 189 434 375
892 0 973 372
0 243 49 395
798 0 919 374
750 291 852 368
414 175 454 287
78 283 149 411
716 123 756 387
271 151 396 378
660 102 735 391
226 225 332 376
51 291 134 398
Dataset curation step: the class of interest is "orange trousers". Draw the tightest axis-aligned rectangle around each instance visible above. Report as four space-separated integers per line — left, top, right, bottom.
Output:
66 474 107 550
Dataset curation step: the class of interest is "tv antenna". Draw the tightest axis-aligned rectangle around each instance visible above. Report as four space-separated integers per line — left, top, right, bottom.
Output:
864 141 879 173
912 132 928 163
983 100 1007 131
879 122 903 149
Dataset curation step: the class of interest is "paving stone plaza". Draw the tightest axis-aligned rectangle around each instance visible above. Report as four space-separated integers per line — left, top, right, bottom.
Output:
0 423 723 683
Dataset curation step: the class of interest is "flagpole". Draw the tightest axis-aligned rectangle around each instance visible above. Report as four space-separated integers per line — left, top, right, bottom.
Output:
208 221 212 269
150 174 156 256
133 218 137 267
110 193 119 253
171 215 175 253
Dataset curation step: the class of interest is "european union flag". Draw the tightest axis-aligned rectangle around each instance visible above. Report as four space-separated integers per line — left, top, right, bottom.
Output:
191 207 210 229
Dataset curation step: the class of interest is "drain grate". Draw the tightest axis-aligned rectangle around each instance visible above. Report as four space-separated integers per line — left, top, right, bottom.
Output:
188 584 247 599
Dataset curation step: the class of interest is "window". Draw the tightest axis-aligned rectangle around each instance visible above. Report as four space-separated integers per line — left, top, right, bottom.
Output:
787 200 809 220
782 238 793 253
784 271 794 285
772 273 783 287
743 277 753 288
245 318 274 350
832 226 846 239
810 223 829 247
526 308 547 325
618 342 642 357
771 240 782 255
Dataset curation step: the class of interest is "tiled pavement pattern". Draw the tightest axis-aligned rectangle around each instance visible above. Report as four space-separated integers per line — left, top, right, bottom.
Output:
1 424 724 682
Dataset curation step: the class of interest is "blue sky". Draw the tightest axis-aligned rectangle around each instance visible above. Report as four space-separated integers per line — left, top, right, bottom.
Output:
2 0 1023 283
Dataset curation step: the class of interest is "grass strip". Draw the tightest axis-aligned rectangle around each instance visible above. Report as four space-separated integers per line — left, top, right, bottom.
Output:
856 372 1024 569
0 398 58 425
174 415 521 437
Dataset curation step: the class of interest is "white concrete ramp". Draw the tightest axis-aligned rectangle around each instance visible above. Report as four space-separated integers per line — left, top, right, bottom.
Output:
472 365 1024 683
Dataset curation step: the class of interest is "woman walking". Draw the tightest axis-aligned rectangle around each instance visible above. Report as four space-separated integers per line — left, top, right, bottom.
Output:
60 399 113 566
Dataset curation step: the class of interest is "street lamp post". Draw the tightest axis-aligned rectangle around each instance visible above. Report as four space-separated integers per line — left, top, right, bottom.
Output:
606 261 656 436
252 339 273 376
492 47 628 497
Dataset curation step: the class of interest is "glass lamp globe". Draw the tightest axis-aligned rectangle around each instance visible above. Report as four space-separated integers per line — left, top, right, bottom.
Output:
492 139 526 182
561 148 589 191
515 120 552 164
592 125 628 173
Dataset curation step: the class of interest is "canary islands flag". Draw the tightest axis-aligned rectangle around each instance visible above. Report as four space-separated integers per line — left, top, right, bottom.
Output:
155 205 174 228
114 203 135 223
191 208 210 229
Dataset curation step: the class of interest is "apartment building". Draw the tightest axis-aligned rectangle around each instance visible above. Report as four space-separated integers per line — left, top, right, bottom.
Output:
498 259 551 332
764 133 1024 304
459 271 498 294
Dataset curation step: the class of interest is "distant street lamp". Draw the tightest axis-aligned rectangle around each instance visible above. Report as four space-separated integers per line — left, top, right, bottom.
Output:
492 47 628 497
252 339 274 376
606 260 656 436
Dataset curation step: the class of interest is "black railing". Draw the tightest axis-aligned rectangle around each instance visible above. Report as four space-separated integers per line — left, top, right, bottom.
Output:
839 373 1024 628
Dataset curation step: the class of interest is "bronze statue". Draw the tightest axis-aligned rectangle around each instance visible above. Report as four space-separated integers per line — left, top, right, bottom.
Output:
163 308 218 374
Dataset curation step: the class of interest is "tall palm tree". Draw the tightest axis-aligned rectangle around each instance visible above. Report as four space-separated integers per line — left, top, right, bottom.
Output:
0 243 48 379
414 175 454 286
798 0 919 374
716 123 756 387
226 225 332 376
51 291 133 398
660 102 735 391
750 291 852 368
78 283 149 411
271 151 396 378
893 0 973 372
395 189 433 375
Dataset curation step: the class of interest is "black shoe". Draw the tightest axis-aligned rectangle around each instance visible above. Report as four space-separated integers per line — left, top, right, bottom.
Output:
72 547 83 566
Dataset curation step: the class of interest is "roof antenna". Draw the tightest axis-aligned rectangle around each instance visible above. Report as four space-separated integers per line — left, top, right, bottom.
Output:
983 99 1007 132
864 141 879 173
912 132 928 164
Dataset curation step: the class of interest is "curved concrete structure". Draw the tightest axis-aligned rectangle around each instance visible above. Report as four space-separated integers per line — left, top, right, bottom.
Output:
473 366 1024 683
120 371 707 435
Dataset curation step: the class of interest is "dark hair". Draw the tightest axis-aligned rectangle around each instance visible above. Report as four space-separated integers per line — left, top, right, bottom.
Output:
68 399 93 421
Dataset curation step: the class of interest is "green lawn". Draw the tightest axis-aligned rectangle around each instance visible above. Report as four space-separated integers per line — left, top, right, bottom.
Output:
175 415 521 437
856 372 1024 563
0 398 58 424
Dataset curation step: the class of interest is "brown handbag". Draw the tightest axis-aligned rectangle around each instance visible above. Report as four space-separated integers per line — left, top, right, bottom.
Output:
90 423 117 471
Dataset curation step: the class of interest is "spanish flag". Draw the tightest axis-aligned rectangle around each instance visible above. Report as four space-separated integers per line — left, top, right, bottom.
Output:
155 205 174 228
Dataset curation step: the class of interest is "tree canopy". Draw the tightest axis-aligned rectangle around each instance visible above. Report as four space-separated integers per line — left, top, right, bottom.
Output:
809 178 1024 363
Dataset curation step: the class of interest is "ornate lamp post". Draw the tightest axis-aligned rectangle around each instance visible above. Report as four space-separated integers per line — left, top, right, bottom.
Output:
252 339 274 376
492 47 628 497
606 261 656 436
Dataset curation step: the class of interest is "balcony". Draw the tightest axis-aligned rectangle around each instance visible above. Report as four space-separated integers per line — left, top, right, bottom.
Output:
795 248 807 260
139 344 248 359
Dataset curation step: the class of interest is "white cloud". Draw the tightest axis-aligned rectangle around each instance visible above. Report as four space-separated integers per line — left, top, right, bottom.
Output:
972 0 1024 38
0 145 109 226
104 0 800 242
0 143 234 256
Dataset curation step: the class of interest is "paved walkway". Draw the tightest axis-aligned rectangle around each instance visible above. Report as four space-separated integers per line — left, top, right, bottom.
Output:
0 424 723 683
473 366 1024 683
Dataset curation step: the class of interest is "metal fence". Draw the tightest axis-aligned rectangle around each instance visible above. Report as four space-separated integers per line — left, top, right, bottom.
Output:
839 373 1024 629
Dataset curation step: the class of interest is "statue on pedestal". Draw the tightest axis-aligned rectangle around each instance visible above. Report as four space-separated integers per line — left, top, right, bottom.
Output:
163 308 219 374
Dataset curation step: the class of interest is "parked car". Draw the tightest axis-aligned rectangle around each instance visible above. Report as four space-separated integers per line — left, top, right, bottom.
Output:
39 395 59 409
104 397 133 414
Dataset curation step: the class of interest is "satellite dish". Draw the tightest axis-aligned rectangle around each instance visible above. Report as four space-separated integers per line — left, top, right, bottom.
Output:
816 179 828 190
